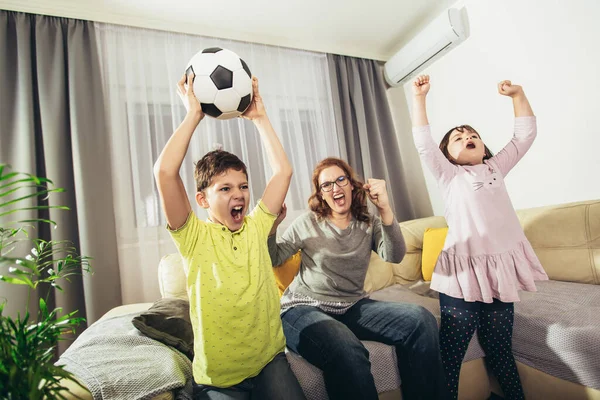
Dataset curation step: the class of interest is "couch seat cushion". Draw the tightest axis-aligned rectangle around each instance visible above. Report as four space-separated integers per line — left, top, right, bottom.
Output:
368 284 486 362
514 280 600 390
286 341 401 400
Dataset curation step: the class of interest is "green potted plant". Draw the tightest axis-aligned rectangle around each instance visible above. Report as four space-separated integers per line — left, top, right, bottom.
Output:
0 163 91 400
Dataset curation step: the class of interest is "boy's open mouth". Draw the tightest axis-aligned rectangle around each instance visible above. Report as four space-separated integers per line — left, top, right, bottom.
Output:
231 205 244 222
466 142 476 149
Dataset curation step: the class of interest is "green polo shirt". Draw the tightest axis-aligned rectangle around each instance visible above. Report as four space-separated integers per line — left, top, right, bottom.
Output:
168 200 285 387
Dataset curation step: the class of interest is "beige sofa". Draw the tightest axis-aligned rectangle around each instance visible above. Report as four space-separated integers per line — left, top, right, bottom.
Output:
59 199 600 400
374 199 600 400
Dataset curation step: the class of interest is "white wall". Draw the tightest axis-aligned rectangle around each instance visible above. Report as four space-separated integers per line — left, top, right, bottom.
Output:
391 0 600 216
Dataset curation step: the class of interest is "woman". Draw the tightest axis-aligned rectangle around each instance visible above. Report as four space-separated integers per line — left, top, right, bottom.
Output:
268 157 447 400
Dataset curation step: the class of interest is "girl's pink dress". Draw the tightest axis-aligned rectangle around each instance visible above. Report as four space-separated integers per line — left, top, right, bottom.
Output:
413 116 548 303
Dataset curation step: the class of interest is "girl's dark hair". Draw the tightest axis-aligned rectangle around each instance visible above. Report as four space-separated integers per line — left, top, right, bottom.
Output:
308 157 370 223
439 125 494 165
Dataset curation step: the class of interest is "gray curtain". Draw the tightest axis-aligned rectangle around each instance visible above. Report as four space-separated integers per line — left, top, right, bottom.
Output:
327 54 416 222
0 11 121 351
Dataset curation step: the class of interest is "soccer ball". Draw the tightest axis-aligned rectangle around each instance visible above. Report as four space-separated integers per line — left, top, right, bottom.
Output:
185 47 253 120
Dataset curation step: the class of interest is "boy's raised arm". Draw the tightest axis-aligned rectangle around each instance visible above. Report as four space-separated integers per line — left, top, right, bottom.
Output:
154 73 204 230
242 77 293 214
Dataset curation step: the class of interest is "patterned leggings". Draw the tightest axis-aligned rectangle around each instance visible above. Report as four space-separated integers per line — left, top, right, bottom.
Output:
439 293 525 400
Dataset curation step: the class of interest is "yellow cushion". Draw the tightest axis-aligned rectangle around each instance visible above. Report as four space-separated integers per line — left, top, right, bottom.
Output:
422 227 448 281
273 252 301 296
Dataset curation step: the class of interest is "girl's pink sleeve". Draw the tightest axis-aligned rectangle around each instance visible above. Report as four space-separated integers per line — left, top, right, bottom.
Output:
488 116 537 177
412 125 457 184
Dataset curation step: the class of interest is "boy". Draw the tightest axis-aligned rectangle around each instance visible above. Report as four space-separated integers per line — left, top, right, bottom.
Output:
154 72 305 400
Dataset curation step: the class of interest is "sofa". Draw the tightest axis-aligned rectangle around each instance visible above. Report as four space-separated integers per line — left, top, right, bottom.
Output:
58 199 600 400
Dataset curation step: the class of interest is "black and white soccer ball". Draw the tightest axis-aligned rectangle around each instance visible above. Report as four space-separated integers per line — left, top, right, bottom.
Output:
185 47 253 120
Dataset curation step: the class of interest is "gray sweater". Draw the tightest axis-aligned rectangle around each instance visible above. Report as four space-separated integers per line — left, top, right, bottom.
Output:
268 211 407 303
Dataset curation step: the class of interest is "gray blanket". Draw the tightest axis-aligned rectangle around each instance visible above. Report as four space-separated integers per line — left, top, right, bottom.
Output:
514 280 600 390
369 283 486 363
371 279 600 390
57 312 193 400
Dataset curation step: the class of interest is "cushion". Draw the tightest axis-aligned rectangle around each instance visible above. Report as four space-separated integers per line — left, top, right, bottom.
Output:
516 200 600 284
364 251 395 293
158 253 188 300
132 298 193 359
421 227 448 281
59 309 192 399
273 251 399 296
286 340 401 398
397 216 448 281
272 251 302 296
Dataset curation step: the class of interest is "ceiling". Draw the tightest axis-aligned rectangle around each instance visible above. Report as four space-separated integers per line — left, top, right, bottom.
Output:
0 0 453 61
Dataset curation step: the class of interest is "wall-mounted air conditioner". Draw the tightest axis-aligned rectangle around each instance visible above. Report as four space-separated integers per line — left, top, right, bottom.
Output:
384 8 470 87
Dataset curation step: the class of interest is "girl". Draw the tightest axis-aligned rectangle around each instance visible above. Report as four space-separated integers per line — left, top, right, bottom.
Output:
410 75 548 400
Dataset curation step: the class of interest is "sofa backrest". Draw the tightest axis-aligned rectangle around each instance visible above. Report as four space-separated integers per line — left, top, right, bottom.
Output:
395 215 448 283
158 249 398 298
156 199 600 299
391 199 600 286
516 200 600 284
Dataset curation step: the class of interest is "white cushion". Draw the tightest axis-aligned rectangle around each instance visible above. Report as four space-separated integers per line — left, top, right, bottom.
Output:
158 253 188 300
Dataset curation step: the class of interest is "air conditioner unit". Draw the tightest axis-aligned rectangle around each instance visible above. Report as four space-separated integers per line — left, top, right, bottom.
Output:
384 8 469 87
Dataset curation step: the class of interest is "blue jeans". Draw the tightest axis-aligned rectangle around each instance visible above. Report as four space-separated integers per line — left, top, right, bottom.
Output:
192 352 306 400
282 298 448 400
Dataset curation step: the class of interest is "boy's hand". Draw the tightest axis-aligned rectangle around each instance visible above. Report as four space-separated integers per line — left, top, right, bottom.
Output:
241 77 267 121
413 75 430 96
498 80 524 98
177 73 204 121
269 203 287 236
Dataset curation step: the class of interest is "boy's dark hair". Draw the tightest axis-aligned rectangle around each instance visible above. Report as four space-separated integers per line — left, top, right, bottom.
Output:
194 150 248 192
439 125 494 165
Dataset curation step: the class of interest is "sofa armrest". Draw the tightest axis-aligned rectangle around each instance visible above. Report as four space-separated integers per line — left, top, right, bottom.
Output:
98 302 153 321
57 376 93 400
57 302 179 400
57 377 174 400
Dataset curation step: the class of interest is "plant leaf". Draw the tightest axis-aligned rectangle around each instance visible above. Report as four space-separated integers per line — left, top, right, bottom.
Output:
0 188 65 209
0 276 32 286
0 164 92 399
0 205 68 220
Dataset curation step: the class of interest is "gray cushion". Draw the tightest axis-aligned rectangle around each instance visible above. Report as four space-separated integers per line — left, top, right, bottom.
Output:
286 341 401 400
132 298 193 359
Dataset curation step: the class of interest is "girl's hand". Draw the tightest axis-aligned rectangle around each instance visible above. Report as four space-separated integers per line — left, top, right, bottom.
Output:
177 73 204 121
498 80 524 98
413 75 430 96
241 77 267 121
364 179 390 211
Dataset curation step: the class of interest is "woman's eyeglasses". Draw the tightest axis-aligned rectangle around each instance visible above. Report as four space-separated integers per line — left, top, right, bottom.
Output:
319 175 349 192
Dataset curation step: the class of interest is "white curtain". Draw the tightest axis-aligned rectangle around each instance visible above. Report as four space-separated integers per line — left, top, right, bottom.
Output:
94 23 340 304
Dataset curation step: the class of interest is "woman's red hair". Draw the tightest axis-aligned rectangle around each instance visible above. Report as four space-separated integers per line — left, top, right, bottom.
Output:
308 157 370 223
